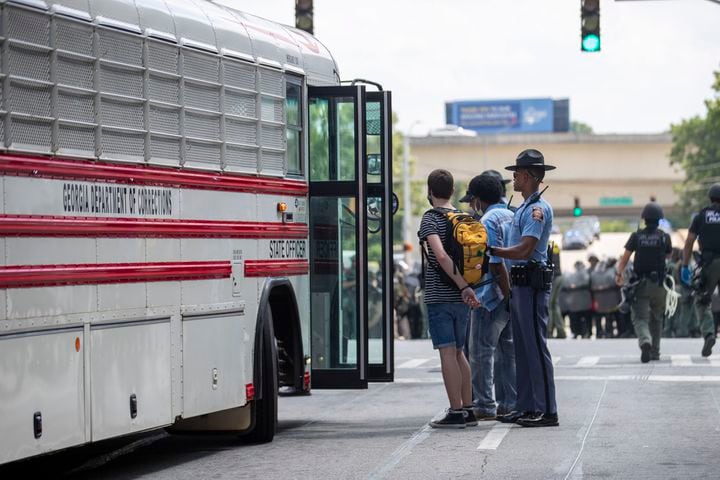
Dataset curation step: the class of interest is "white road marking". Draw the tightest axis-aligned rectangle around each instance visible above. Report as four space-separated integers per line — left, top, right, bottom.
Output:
397 358 431 369
477 424 513 450
553 356 562 365
575 356 600 367
555 375 720 382
671 354 692 366
564 380 608 480
395 378 443 384
367 410 441 480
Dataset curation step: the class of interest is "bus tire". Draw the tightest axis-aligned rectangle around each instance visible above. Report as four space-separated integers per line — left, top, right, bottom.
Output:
243 310 278 443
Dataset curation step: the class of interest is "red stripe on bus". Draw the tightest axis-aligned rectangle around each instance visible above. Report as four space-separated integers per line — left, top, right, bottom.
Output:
244 259 309 277
0 154 308 196
0 261 231 289
0 215 308 238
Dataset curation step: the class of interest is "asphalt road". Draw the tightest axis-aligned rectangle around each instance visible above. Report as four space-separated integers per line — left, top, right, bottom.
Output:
5 337 720 480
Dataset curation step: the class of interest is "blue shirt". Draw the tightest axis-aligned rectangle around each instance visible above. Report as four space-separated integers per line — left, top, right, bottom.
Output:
475 203 514 311
507 192 554 265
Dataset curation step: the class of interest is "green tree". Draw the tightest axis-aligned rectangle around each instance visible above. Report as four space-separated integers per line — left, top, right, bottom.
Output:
670 69 720 216
571 120 594 134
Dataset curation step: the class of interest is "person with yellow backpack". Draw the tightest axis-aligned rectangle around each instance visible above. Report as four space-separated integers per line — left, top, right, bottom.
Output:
460 173 516 421
418 169 485 429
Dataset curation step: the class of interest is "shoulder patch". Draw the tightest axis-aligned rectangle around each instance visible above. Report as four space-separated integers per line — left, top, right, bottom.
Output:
532 207 544 221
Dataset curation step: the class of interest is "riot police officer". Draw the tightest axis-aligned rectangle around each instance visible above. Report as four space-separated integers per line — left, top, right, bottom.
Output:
489 149 558 428
616 203 672 363
681 183 720 357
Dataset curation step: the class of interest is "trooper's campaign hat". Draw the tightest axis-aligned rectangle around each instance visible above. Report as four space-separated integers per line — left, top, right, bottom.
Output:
505 149 556 171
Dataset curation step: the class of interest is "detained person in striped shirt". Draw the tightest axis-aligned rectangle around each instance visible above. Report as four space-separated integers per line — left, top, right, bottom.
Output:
418 169 481 429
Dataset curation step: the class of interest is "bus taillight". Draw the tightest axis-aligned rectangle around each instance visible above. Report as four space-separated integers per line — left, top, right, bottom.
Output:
245 383 255 401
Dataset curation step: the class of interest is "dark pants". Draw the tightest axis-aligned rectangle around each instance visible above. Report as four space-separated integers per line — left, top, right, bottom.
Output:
511 286 557 415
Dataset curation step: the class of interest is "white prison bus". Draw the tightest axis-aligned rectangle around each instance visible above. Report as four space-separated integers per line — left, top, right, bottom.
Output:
0 0 395 465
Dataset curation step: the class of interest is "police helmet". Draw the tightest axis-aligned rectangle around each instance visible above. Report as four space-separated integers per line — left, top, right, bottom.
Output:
708 183 720 202
641 202 664 221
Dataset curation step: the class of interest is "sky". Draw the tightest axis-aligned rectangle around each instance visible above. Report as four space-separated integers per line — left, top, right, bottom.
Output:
222 0 719 135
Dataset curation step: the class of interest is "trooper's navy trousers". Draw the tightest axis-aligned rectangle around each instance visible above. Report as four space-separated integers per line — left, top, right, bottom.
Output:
510 285 557 415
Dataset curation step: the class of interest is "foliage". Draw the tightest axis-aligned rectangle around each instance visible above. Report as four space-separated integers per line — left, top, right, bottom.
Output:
570 120 594 134
670 69 720 216
599 219 632 233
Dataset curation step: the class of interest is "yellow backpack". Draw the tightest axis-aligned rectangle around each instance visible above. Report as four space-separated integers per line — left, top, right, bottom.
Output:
421 209 490 289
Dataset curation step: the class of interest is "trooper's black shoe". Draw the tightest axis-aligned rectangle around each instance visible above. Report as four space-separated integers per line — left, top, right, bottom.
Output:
497 411 530 424
651 353 660 361
702 336 716 357
517 413 559 428
640 343 651 363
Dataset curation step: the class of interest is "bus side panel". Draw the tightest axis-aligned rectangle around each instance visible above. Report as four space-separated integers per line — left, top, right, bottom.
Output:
182 313 249 418
90 320 172 442
0 329 85 464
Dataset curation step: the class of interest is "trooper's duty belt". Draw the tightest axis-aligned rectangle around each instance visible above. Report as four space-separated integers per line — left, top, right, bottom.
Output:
510 261 553 290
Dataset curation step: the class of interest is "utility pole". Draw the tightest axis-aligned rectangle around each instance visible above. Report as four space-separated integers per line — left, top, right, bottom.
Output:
402 121 422 265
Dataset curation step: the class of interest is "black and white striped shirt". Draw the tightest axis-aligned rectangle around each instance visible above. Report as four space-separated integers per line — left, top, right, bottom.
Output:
418 208 463 304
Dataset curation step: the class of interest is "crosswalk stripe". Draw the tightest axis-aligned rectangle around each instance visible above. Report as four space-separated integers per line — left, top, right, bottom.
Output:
671 355 692 366
552 356 562 365
477 424 512 450
576 356 600 367
397 358 431 369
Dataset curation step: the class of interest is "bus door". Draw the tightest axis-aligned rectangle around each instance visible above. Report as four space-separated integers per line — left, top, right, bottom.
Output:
307 85 394 388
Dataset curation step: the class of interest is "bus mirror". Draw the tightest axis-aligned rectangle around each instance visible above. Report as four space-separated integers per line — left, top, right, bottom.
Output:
392 193 399 215
367 154 381 176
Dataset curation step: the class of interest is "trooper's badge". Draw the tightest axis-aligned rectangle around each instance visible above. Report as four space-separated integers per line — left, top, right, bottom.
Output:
532 207 544 221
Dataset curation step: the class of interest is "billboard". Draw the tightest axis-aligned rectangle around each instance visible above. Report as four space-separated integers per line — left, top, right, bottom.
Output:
445 98 567 134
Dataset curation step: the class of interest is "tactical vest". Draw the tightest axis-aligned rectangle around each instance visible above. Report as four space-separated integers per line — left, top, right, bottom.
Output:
634 228 666 276
698 206 720 253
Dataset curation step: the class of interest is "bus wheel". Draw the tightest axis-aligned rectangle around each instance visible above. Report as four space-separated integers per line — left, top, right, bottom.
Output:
243 310 277 443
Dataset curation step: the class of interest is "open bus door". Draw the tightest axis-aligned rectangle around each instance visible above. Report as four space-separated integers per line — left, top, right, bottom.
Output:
308 84 394 388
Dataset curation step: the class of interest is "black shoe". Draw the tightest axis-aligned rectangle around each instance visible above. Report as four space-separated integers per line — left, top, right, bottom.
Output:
651 353 660 361
497 411 528 424
702 336 716 357
517 413 559 428
462 408 479 427
641 343 651 363
430 410 466 429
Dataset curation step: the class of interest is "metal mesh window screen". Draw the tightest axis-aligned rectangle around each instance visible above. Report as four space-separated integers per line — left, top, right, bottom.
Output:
261 150 284 174
224 90 256 118
58 123 95 155
185 140 221 167
148 42 179 74
99 30 143 66
259 69 283 97
184 111 221 141
101 98 144 130
9 44 51 82
261 124 285 151
148 74 180 105
183 51 219 83
102 128 144 158
9 81 51 118
8 7 50 47
184 82 220 112
261 97 284 123
150 135 181 163
55 19 93 56
58 90 95 123
57 55 95 90
223 60 256 91
11 116 52 151
225 144 258 172
100 64 144 98
149 104 181 136
225 117 257 145
366 102 381 135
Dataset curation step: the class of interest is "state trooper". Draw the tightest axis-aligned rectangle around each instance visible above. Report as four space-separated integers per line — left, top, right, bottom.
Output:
681 183 720 357
489 149 559 428
616 203 672 363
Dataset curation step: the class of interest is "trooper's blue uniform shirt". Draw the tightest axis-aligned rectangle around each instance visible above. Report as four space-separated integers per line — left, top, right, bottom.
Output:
507 194 554 265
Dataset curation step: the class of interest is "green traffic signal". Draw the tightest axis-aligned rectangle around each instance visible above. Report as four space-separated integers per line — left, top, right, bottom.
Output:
582 34 601 52
573 207 583 217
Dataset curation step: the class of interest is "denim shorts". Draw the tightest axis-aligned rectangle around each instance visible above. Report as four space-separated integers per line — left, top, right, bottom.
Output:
427 303 471 349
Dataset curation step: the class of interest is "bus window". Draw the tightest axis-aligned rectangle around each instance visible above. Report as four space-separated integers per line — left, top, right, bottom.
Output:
286 77 303 175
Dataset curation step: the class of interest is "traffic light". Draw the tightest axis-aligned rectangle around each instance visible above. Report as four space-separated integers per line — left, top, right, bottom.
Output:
581 0 600 52
573 196 583 217
295 0 313 34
